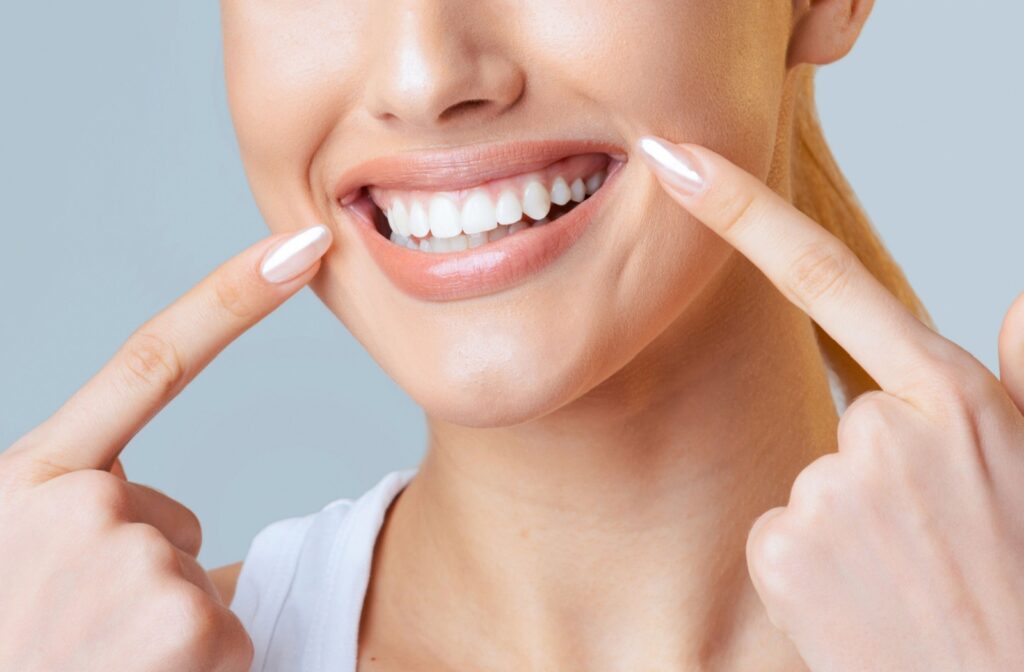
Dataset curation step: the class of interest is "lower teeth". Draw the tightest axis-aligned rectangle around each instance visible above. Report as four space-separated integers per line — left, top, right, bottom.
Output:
388 217 551 253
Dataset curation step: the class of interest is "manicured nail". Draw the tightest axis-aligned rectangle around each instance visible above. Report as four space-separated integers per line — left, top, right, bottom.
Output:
259 224 333 283
636 136 705 195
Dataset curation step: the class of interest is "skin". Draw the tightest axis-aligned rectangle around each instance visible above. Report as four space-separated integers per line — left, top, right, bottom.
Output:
2 0 1023 670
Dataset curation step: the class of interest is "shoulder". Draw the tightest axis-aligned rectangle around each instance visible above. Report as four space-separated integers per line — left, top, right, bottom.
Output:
204 496 355 608
224 469 417 669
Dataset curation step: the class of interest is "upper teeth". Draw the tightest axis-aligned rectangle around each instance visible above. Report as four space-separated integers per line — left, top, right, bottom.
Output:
371 169 607 246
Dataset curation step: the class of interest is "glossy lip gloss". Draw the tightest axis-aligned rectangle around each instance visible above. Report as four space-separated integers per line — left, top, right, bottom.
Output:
333 140 627 302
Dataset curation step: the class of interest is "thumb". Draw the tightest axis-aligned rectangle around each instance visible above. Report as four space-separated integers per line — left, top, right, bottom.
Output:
998 291 1024 414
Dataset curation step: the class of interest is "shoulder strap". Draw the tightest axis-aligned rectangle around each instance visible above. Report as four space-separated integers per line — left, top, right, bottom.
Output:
229 468 417 672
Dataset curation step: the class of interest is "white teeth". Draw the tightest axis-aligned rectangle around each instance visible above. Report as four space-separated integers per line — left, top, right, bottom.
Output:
390 229 417 249
408 201 430 237
391 214 553 254
428 196 461 238
407 225 521 253
389 199 411 237
522 180 551 220
461 190 497 234
570 178 586 203
431 235 454 252
377 165 611 252
550 176 571 206
495 190 523 226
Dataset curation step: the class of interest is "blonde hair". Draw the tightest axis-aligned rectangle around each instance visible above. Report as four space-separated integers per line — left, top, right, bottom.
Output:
789 65 933 405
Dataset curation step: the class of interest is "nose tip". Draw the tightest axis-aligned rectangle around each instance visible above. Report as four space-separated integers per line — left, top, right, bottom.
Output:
363 10 524 129
374 58 524 127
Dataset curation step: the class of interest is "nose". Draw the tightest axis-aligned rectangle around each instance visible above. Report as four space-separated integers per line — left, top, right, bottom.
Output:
362 2 525 129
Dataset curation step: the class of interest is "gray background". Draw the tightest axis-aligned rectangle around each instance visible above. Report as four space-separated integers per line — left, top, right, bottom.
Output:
1 3 1021 568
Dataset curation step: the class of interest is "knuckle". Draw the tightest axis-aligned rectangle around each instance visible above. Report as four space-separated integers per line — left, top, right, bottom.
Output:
67 470 132 522
237 629 256 670
222 614 255 670
784 240 851 311
163 585 223 660
748 515 804 602
212 270 258 321
787 453 845 520
119 330 187 397
837 393 919 492
125 523 179 570
837 391 894 449
163 587 252 669
138 485 204 556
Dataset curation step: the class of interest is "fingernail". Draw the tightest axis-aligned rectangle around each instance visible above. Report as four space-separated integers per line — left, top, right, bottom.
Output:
259 224 333 283
636 136 705 195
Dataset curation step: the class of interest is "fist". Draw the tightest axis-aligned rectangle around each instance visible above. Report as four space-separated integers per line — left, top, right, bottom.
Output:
0 463 252 672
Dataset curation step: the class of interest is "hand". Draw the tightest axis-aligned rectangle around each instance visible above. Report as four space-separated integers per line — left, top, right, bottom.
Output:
0 224 332 671
638 136 1024 671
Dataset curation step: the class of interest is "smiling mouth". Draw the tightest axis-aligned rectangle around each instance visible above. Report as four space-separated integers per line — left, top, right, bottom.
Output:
349 152 615 253
332 139 626 301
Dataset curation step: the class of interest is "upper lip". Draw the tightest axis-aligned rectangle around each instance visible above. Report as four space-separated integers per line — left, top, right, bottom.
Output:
332 138 627 203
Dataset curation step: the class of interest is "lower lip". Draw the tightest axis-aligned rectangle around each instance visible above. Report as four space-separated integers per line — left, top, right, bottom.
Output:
344 162 623 302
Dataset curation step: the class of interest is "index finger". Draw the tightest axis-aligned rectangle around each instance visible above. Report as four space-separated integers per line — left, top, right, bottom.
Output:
16 224 332 477
636 136 943 397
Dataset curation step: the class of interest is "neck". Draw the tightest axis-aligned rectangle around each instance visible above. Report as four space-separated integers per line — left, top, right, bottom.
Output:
361 254 839 671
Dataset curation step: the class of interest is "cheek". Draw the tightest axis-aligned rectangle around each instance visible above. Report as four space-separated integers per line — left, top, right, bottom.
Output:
521 0 790 173
222 1 369 231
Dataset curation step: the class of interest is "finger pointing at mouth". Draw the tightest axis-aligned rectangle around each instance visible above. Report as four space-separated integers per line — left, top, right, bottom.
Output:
10 224 333 480
635 135 951 402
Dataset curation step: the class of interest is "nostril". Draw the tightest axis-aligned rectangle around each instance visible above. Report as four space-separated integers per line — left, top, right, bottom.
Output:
439 99 490 122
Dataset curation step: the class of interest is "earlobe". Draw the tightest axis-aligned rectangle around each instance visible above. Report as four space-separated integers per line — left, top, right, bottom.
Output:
787 0 875 68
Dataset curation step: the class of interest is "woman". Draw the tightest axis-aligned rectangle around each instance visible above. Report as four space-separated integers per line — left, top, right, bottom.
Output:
2 0 1022 670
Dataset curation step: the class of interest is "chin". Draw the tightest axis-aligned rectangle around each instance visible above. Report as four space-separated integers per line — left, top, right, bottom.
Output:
388 315 599 428
417 379 571 428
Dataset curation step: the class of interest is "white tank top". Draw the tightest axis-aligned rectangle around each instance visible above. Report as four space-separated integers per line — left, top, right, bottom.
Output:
229 468 418 672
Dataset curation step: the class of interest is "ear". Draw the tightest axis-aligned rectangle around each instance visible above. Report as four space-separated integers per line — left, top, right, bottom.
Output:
787 0 875 68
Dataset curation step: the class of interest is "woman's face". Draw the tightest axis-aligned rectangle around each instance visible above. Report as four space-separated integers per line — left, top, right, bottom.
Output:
221 1 792 426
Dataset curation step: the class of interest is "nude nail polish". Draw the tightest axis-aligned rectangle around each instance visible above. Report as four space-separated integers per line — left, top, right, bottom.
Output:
636 136 705 195
260 224 333 283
